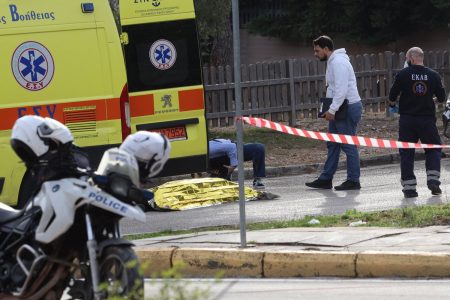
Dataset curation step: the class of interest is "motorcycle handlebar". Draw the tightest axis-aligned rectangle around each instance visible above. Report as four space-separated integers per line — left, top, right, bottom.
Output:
91 174 153 206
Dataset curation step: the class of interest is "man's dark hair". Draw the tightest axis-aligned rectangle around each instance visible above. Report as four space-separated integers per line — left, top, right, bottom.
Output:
313 35 334 51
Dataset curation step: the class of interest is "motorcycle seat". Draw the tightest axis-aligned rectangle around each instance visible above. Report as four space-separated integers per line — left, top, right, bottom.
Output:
0 202 24 224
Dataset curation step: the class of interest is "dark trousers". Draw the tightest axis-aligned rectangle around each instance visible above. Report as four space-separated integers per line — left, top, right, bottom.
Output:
399 114 442 190
209 143 266 180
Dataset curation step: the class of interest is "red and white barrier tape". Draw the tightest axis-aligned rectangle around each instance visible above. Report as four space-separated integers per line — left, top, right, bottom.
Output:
242 117 450 149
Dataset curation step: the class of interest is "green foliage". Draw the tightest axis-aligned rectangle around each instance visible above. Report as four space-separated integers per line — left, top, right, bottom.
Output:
101 258 144 300
245 203 450 230
195 0 231 40
125 230 177 240
194 0 232 65
430 0 450 10
102 262 217 300
148 263 215 300
244 0 450 45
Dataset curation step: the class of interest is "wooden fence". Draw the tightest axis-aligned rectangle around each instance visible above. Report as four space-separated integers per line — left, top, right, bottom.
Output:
203 51 450 127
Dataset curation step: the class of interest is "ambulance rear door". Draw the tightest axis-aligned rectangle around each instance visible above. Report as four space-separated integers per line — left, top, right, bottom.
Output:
119 0 208 177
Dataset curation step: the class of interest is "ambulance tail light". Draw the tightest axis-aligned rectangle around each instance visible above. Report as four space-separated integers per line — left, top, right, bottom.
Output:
120 84 131 140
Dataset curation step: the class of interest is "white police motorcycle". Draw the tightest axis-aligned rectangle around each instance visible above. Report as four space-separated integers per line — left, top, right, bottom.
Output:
0 116 170 300
442 94 450 138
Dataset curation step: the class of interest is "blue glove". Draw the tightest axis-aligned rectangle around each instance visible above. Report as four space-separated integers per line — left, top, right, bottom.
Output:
389 105 399 114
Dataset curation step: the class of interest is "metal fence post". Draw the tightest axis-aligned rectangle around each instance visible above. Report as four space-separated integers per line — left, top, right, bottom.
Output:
232 0 247 248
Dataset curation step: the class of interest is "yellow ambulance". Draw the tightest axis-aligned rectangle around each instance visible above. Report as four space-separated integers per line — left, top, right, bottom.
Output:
119 0 208 177
0 0 130 207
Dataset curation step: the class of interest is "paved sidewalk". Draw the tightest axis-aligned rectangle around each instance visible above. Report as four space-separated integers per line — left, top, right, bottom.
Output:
136 153 450 278
134 226 450 278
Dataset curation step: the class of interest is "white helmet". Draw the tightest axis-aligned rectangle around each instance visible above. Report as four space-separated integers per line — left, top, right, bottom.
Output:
96 148 140 187
119 131 171 179
38 117 73 145
10 116 73 167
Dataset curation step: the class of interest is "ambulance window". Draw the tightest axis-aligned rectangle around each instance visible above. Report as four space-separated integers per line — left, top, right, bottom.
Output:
124 19 202 93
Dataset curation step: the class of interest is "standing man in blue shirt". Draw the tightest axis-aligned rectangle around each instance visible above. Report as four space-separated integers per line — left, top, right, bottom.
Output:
208 139 266 189
306 35 363 191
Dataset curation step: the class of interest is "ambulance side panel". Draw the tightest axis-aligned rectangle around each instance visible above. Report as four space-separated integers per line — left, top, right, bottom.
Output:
0 0 127 205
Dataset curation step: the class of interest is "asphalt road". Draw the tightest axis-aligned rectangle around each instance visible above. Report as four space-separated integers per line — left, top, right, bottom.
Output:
144 278 450 300
121 159 450 235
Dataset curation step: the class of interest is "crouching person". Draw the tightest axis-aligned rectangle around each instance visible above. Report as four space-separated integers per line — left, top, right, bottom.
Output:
208 139 266 190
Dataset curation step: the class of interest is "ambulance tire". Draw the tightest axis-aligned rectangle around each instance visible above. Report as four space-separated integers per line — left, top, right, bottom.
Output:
17 169 36 209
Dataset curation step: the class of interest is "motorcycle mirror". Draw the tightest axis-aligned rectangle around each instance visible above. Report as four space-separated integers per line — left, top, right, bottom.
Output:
142 190 154 201
128 187 154 206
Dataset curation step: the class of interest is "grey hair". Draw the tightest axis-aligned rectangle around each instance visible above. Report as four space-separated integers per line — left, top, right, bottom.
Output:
406 47 424 59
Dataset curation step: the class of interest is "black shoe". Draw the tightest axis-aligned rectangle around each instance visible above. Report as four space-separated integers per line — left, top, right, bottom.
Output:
428 184 442 196
305 179 332 189
403 190 418 198
334 180 361 191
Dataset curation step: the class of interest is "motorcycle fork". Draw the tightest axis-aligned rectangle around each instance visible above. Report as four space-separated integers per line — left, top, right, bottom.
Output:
84 212 102 300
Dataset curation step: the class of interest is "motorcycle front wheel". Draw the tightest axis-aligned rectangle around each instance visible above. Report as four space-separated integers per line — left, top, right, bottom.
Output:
99 246 144 299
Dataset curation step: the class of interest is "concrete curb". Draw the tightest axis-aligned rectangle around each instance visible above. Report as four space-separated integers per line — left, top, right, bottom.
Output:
135 248 450 278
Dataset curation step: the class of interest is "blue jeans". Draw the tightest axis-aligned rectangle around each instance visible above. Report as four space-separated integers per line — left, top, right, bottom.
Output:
209 143 266 179
243 143 266 178
319 101 362 182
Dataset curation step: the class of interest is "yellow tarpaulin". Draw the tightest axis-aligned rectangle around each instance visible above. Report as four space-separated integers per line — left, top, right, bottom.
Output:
152 178 260 211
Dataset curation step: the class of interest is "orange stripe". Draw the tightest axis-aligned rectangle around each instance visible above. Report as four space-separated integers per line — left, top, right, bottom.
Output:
0 98 120 131
130 94 154 117
179 88 205 112
107 98 121 120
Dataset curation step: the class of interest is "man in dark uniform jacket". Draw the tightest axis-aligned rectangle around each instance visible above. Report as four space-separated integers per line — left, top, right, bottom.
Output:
389 47 446 198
